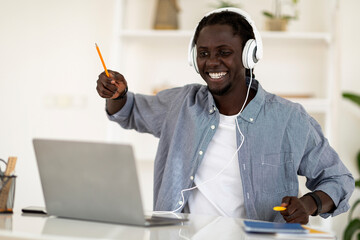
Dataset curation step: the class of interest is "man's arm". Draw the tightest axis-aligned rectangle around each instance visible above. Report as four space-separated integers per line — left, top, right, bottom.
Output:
106 98 127 115
278 107 354 224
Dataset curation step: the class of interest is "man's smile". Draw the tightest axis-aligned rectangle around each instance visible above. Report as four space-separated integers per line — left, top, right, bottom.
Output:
207 71 228 80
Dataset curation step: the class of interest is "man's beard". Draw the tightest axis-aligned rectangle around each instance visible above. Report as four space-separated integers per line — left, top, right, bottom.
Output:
207 82 232 96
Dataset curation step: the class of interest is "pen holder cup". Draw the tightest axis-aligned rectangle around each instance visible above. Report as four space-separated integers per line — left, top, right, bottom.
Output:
0 175 16 213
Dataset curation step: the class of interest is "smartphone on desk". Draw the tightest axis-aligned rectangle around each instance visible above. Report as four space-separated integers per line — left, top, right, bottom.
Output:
22 206 47 214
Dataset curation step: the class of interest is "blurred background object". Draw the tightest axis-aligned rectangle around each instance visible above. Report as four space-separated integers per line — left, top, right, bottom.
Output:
153 0 180 29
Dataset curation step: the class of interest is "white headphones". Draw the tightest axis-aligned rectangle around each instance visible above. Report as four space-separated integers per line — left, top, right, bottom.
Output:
188 7 263 72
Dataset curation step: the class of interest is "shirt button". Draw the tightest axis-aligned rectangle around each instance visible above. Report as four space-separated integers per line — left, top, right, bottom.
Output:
211 125 215 130
209 109 214 113
249 118 254 122
179 201 183 205
190 176 194 180
199 151 203 155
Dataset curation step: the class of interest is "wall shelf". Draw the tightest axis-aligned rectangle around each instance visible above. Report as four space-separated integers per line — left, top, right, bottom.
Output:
286 98 331 113
119 29 332 44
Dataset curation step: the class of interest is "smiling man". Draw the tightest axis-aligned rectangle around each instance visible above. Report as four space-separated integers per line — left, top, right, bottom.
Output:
196 23 251 115
96 8 354 224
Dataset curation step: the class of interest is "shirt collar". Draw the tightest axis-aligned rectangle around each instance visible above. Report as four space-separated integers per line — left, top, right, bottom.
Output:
238 78 265 124
205 78 265 122
206 87 217 115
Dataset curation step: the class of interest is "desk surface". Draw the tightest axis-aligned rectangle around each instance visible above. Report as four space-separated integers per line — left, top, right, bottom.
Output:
0 212 334 240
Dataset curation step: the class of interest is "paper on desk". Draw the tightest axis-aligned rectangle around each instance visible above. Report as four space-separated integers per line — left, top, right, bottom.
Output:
275 225 336 239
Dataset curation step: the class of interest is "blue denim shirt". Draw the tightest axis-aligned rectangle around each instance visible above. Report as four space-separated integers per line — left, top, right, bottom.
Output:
108 79 354 222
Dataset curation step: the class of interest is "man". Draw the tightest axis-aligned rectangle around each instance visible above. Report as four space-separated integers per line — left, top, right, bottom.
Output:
96 8 354 224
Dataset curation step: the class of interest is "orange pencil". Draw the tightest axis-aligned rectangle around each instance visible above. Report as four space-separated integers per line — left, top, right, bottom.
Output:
95 43 110 77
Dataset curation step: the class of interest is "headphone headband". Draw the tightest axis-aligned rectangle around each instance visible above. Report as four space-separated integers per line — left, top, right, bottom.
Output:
188 7 263 70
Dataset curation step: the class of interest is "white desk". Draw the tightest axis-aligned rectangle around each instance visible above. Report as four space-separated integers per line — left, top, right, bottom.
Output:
0 212 334 240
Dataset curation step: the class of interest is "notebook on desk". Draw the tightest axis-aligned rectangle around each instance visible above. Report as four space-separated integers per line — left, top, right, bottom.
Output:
243 220 308 234
243 220 335 239
33 138 187 226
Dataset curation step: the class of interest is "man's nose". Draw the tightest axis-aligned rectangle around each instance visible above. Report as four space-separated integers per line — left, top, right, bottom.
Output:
207 54 221 67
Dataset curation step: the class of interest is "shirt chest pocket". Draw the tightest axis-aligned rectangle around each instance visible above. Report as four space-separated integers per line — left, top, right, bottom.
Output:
260 152 296 194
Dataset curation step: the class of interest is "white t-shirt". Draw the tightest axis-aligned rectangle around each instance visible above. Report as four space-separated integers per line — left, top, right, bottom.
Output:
188 113 246 218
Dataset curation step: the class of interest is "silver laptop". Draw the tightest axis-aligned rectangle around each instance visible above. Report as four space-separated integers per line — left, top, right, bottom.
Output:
33 138 187 226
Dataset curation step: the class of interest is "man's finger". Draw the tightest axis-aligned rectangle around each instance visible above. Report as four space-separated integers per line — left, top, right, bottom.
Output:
285 214 308 224
103 80 118 92
281 196 291 206
97 85 115 98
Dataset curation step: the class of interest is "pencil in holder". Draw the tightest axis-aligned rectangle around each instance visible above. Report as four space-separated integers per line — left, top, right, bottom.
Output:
0 175 16 213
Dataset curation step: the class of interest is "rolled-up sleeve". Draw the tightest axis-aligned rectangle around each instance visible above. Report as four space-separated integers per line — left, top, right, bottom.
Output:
298 116 355 218
107 91 135 122
106 86 192 138
107 91 165 137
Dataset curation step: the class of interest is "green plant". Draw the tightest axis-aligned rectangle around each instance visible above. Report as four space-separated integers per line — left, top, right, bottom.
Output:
262 0 299 21
343 92 360 240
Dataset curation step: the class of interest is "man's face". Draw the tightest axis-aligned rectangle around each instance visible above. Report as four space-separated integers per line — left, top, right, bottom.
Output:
196 24 245 96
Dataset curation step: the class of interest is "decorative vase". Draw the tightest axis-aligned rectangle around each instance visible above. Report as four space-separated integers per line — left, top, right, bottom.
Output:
153 0 180 30
265 18 288 31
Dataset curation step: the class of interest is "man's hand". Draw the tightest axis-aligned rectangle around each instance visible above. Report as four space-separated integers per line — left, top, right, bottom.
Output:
96 70 128 115
279 196 316 224
96 70 127 99
280 191 335 224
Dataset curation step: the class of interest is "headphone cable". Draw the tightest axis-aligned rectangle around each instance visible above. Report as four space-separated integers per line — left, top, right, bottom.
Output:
153 70 254 215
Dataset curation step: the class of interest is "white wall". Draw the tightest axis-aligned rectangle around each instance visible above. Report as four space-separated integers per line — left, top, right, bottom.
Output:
0 0 116 209
0 0 359 238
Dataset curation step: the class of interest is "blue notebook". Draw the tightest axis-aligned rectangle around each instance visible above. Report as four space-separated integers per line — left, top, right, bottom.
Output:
243 220 309 234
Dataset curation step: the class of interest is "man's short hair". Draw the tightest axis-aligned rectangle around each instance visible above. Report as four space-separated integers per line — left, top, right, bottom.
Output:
194 11 255 50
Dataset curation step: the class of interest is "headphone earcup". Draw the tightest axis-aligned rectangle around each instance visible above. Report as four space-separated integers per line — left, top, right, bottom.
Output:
242 39 257 69
191 46 199 73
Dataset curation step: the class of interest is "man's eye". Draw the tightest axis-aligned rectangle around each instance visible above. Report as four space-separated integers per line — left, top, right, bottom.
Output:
220 50 231 56
198 51 208 57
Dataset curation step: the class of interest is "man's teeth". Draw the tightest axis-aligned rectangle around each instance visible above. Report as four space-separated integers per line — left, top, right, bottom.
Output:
209 72 227 79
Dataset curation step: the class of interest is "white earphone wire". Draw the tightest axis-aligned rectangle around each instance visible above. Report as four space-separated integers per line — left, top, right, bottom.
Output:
153 70 253 215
